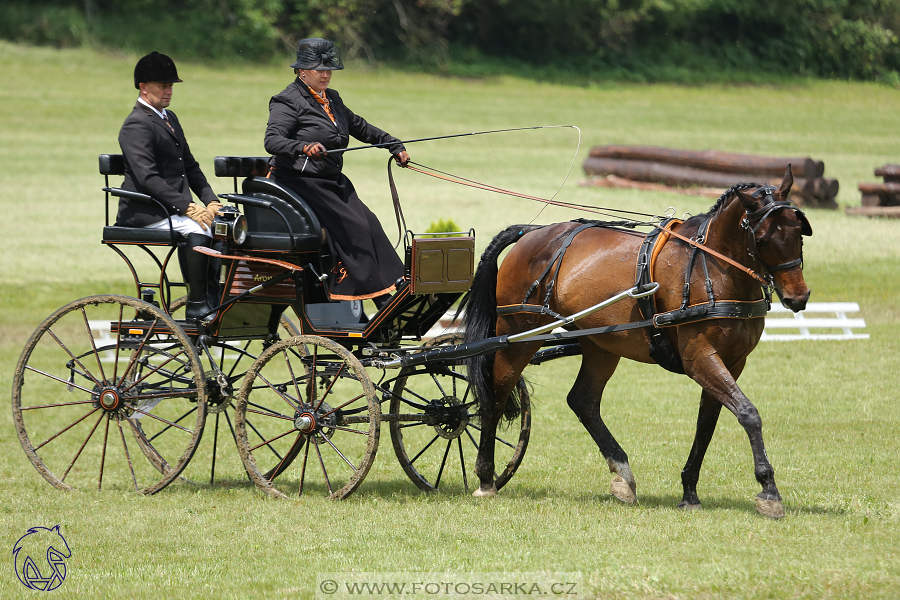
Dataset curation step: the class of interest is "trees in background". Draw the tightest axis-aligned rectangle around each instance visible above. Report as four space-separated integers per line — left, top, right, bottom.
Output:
1 0 897 82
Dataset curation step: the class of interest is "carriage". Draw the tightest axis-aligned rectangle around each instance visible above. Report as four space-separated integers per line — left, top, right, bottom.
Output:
12 152 808 516
12 154 555 499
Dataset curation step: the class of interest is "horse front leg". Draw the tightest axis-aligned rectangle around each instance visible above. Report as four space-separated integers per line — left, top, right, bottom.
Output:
684 351 784 519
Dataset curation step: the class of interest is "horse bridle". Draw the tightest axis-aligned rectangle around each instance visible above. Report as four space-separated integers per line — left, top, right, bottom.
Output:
742 185 812 281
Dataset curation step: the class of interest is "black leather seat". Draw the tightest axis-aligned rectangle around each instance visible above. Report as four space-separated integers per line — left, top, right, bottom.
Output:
99 153 184 246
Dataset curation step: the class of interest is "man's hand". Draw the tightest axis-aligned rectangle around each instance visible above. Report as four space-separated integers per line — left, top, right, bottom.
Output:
394 150 410 167
186 203 213 229
205 200 223 219
302 142 327 158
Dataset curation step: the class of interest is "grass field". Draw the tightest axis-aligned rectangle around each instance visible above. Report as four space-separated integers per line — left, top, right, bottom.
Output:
1 41 899 599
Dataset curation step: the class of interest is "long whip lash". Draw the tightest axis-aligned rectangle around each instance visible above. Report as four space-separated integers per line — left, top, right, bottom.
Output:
395 128 769 282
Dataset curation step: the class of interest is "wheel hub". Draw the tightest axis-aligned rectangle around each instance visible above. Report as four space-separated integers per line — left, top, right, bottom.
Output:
429 396 469 440
294 412 316 433
97 388 123 412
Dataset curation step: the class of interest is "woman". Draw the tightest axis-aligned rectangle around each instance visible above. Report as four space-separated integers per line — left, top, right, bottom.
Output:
264 37 409 308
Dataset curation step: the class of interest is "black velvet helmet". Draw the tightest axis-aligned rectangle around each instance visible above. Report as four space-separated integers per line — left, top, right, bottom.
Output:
133 51 183 89
290 38 344 70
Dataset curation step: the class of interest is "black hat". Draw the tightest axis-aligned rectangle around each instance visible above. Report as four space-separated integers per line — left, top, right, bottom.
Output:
290 38 344 71
134 51 183 89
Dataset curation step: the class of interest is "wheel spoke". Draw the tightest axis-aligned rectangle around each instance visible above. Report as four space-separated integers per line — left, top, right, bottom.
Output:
34 408 101 451
433 438 452 489
98 415 111 491
116 414 139 492
23 365 95 395
61 412 105 482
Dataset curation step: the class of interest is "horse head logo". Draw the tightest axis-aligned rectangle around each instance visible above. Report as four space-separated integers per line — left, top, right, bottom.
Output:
12 525 71 591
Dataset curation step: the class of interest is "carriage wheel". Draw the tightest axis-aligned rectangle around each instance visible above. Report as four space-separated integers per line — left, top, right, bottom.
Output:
157 297 304 486
388 333 531 493
12 295 206 494
234 335 380 500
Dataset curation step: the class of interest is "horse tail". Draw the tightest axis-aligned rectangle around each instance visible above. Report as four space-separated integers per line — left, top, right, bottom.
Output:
460 224 541 423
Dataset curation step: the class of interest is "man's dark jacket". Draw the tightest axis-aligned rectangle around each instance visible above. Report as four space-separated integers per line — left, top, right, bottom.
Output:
264 80 405 178
117 102 217 227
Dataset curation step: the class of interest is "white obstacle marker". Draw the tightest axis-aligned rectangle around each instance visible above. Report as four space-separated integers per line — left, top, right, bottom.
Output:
760 302 869 341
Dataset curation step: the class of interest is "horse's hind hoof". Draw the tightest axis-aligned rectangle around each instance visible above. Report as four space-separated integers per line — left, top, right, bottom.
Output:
676 500 702 511
611 475 637 504
473 486 497 498
755 497 785 519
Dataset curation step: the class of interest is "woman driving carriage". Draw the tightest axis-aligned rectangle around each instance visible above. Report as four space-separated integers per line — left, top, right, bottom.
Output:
264 37 410 309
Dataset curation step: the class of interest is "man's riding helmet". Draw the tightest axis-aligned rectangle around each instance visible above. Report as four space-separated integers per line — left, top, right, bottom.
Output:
134 51 183 89
290 38 344 71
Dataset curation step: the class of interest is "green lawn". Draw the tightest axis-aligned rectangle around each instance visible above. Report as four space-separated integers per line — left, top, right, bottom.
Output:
1 41 898 599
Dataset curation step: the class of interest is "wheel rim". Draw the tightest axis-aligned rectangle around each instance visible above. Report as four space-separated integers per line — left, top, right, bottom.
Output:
234 335 380 500
12 295 206 494
386 333 531 493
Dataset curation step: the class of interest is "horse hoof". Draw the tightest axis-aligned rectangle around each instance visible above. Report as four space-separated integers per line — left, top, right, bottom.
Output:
676 500 702 511
472 486 497 498
755 497 785 519
611 475 637 504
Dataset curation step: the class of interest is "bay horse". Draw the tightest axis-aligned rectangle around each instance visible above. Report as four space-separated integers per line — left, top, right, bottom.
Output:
462 167 811 518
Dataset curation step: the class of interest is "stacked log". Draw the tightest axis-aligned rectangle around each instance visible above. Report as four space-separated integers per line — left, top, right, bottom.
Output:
848 164 900 218
581 145 838 208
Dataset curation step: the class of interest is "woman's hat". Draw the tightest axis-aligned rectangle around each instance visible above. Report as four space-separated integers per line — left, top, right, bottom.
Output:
291 38 344 70
134 52 183 89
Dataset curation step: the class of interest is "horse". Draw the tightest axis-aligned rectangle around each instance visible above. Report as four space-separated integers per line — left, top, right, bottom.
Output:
461 167 811 518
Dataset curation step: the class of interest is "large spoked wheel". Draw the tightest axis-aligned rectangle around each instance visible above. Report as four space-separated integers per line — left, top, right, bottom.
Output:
12 295 207 494
387 333 531 493
161 297 304 486
234 335 380 500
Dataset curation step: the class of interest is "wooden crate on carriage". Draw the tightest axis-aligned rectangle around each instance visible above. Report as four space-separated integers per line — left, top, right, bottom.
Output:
408 232 475 295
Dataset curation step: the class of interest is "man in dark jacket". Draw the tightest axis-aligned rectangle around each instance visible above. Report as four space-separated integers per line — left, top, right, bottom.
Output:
117 51 221 321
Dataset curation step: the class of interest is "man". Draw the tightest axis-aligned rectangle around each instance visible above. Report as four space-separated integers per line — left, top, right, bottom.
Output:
117 51 221 322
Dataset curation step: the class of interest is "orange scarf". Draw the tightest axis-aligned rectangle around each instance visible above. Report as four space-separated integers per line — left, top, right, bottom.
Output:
306 86 336 125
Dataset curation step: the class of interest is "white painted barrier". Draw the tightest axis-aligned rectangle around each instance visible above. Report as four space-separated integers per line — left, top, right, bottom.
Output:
760 302 869 341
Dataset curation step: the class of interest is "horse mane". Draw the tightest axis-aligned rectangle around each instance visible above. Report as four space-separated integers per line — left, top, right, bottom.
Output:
705 182 762 218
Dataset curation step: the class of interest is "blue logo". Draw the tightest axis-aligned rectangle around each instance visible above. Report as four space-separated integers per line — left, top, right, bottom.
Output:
12 525 71 591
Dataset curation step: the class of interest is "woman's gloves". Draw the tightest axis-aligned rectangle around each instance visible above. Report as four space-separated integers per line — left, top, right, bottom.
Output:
302 142 327 157
394 151 410 167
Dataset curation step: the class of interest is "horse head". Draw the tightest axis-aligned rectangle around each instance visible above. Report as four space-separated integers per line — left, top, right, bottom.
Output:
736 166 812 312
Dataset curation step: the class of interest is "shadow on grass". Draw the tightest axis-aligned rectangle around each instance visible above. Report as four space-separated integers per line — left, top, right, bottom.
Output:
153 474 848 517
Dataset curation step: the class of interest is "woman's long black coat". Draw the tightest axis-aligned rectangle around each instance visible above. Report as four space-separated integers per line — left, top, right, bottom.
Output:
264 79 406 301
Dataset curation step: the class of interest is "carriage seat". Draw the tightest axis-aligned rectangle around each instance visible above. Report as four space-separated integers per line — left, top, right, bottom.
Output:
214 156 323 253
99 153 185 246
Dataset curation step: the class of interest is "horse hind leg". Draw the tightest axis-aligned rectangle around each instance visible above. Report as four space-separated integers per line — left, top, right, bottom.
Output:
677 390 722 511
567 344 637 504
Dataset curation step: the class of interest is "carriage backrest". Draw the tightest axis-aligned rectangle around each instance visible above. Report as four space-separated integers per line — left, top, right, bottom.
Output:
214 156 323 252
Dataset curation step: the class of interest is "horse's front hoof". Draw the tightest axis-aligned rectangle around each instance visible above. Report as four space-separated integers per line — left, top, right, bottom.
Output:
611 475 637 504
676 500 702 511
755 496 785 519
473 486 497 498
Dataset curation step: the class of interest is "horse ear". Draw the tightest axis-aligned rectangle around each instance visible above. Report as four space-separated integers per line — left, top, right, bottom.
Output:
779 164 794 199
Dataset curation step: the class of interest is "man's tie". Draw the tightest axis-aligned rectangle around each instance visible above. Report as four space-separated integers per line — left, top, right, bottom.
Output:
162 114 175 133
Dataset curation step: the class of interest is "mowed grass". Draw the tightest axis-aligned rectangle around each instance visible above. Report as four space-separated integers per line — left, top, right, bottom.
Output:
1 41 899 599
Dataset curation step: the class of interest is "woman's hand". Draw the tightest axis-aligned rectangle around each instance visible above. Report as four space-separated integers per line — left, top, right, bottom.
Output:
394 150 410 167
302 142 327 158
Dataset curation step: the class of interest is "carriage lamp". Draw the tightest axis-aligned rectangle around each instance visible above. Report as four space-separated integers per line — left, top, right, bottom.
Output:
213 205 248 245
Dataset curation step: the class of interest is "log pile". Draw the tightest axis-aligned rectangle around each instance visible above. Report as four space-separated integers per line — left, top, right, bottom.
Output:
581 145 838 208
848 164 900 217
